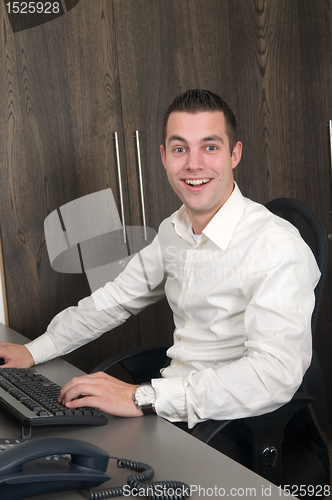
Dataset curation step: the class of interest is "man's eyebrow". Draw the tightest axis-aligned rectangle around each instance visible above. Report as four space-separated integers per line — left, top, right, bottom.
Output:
201 135 224 143
167 135 187 144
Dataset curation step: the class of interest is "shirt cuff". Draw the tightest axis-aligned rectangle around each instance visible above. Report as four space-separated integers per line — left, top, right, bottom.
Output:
151 376 187 423
25 333 59 365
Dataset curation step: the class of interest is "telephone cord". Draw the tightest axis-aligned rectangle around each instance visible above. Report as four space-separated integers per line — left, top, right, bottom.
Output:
90 457 191 499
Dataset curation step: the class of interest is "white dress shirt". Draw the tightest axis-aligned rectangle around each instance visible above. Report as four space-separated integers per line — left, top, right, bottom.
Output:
26 184 320 428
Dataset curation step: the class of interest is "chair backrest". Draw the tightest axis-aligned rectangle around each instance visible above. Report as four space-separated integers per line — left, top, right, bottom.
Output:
265 198 328 337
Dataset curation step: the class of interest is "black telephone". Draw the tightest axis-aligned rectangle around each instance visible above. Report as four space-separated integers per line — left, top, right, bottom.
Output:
0 437 191 500
0 437 111 500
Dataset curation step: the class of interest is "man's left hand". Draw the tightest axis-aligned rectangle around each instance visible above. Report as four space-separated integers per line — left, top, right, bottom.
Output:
58 372 142 417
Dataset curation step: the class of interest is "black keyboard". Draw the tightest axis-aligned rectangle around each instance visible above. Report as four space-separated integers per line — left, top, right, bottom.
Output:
0 368 107 438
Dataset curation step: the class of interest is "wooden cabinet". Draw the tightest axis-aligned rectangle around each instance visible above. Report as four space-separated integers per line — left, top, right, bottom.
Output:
112 0 236 347
0 0 137 373
1 0 332 420
0 0 236 373
228 0 332 421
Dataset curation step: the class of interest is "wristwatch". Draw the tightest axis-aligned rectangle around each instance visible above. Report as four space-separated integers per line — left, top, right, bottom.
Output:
133 383 156 415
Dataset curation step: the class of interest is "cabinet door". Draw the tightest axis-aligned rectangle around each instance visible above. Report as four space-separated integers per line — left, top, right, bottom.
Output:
112 0 235 347
228 0 332 420
0 0 141 373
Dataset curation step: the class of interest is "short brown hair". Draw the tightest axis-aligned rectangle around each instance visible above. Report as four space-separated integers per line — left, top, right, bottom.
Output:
162 89 238 153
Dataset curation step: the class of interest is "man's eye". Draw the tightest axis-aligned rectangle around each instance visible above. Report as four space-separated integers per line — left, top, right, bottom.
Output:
206 145 217 151
174 147 185 153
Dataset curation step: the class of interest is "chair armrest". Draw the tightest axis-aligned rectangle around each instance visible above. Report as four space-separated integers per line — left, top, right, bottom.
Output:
90 345 170 384
190 419 231 442
191 392 316 445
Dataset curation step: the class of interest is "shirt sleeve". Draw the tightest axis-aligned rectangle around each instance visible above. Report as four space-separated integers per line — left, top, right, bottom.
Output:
25 234 166 365
152 239 320 428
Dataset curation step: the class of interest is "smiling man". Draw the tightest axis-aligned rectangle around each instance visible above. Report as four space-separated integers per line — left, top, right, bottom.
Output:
0 90 320 464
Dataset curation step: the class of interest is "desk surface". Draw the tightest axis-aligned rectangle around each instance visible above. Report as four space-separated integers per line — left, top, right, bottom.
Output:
0 323 288 499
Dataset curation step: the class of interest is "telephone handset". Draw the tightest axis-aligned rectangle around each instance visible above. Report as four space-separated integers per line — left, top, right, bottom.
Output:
0 437 111 500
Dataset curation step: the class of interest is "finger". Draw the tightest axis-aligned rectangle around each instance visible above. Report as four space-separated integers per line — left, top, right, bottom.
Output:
58 373 111 402
58 376 89 401
60 381 102 405
64 395 100 409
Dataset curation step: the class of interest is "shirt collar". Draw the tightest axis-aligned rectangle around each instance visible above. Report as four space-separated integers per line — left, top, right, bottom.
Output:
171 182 247 250
171 205 194 246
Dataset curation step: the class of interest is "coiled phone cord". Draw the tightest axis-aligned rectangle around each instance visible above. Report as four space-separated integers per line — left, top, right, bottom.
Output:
90 457 191 499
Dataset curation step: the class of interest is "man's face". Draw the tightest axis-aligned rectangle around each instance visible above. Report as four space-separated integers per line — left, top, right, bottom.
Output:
160 111 242 232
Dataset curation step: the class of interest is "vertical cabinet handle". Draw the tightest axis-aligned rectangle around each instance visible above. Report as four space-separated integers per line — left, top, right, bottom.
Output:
135 131 147 240
114 132 127 244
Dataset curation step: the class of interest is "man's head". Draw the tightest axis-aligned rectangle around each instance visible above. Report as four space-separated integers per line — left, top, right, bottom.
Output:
160 89 242 234
162 89 238 154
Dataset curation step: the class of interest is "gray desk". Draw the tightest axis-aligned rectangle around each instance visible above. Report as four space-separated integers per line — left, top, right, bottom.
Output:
0 324 288 499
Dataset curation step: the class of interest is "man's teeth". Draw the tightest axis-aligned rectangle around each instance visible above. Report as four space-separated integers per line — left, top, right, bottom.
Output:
185 179 210 186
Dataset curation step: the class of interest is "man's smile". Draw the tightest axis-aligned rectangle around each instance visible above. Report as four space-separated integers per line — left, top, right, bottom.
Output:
184 178 211 186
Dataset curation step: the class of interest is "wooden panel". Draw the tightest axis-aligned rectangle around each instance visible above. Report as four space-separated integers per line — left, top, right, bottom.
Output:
296 0 332 422
229 0 306 203
113 0 234 346
114 0 234 231
227 0 269 202
0 0 140 373
229 0 332 422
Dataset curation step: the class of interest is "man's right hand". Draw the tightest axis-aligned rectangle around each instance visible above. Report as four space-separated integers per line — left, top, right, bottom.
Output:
0 343 35 368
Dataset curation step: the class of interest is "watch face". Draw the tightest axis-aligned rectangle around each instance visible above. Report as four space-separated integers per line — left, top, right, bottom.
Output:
135 384 155 405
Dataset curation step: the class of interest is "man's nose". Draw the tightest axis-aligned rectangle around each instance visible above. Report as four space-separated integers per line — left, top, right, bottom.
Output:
186 150 203 170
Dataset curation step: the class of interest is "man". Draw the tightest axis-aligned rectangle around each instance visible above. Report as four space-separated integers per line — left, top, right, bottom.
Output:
0 90 320 441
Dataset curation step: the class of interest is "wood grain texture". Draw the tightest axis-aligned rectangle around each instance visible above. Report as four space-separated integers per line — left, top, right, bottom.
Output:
113 0 234 346
64 0 81 11
296 0 332 422
229 0 304 203
229 0 332 421
0 0 140 373
113 0 234 231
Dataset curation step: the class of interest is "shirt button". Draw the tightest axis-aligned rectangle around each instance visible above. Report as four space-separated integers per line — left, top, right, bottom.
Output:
172 413 179 419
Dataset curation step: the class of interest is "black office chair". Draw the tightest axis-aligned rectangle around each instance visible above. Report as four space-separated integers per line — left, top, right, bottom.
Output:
91 198 329 494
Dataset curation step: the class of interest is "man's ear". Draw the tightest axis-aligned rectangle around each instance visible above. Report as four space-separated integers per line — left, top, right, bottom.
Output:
231 141 243 170
160 144 166 169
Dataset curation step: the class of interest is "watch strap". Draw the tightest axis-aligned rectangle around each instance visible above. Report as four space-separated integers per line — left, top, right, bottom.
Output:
140 404 156 415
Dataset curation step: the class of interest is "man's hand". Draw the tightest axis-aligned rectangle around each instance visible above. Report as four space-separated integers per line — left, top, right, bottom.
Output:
0 343 35 368
58 372 143 418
